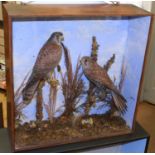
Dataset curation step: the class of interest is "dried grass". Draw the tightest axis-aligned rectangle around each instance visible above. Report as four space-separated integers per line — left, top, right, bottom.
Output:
61 44 84 116
119 58 127 92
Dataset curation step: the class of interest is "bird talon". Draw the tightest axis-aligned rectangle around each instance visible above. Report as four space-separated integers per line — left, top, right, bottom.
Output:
48 79 59 87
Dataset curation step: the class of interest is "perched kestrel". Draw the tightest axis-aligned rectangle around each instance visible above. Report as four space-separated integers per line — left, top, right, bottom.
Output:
22 32 64 106
81 56 127 114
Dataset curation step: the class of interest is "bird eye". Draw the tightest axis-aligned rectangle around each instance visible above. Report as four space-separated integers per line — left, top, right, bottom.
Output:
84 59 88 65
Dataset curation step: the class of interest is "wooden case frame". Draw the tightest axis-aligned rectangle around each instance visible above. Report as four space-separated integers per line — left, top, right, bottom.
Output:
2 3 154 152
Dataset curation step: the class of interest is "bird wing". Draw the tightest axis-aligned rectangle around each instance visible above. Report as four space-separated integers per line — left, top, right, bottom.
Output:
84 62 127 114
33 42 62 76
22 42 62 105
85 63 116 92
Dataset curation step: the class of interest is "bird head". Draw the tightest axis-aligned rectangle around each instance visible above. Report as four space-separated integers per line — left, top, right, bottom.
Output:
50 32 64 44
80 56 93 70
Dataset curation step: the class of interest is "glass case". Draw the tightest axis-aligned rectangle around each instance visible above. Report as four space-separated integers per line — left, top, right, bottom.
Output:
3 4 153 152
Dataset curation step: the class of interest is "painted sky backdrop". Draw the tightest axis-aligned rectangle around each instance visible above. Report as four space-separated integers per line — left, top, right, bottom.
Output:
122 16 150 127
13 16 150 127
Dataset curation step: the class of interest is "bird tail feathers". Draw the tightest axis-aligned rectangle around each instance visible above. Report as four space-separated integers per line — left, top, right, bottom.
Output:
22 79 40 105
111 91 127 115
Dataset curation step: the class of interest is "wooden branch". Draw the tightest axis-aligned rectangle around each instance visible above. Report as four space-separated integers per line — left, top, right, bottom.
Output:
103 54 115 71
36 81 44 122
91 36 99 62
85 36 99 114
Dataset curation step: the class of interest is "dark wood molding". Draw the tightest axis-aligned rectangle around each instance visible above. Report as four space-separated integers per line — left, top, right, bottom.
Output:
3 4 153 20
2 4 15 152
0 102 4 128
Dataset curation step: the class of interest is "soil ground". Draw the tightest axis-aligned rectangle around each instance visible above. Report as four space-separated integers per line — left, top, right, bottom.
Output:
15 113 130 150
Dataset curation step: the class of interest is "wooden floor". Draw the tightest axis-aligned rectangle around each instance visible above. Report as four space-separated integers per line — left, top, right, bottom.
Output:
136 102 155 153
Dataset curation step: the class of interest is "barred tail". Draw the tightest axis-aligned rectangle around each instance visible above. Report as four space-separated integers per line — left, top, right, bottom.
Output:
111 91 127 115
22 76 40 105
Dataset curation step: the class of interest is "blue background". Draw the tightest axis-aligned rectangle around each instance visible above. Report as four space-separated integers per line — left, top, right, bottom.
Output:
13 16 150 127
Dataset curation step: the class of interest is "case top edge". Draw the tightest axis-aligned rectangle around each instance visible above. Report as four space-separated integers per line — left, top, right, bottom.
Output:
3 4 152 19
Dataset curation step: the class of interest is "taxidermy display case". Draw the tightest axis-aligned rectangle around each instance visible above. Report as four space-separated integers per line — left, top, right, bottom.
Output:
3 3 154 152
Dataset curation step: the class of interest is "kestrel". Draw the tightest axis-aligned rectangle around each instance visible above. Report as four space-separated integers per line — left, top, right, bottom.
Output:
81 56 127 114
22 32 64 106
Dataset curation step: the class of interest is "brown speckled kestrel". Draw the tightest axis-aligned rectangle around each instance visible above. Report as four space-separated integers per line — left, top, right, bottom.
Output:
22 32 64 106
81 56 127 114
